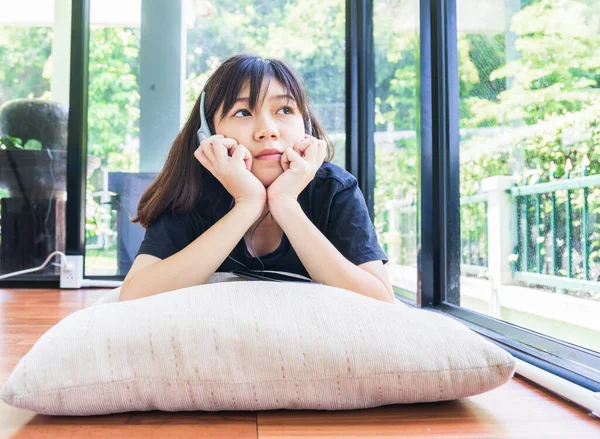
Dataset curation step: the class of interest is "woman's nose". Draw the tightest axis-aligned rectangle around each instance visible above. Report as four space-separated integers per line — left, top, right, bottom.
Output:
254 117 280 141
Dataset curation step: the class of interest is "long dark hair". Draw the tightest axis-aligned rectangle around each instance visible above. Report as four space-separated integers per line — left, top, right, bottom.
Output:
132 53 335 228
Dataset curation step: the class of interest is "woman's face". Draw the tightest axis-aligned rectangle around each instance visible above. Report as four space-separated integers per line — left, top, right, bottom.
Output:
213 79 306 187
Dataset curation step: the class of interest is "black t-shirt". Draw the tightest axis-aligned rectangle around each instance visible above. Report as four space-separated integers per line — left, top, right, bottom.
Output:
136 161 388 279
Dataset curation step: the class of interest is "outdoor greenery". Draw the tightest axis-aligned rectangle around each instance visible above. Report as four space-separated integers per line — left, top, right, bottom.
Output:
375 0 600 286
0 0 598 283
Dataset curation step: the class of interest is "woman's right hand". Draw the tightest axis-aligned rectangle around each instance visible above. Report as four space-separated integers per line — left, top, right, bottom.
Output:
194 134 267 206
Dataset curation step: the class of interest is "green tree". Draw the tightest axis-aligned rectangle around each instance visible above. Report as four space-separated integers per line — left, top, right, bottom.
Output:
87 27 140 171
0 27 52 105
184 0 346 128
467 0 600 127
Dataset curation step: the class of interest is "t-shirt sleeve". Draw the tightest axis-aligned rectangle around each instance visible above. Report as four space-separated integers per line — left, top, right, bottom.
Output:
136 209 201 260
326 178 389 266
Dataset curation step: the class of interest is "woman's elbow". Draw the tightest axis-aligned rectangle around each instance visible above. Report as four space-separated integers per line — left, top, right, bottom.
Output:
378 292 396 304
118 278 137 302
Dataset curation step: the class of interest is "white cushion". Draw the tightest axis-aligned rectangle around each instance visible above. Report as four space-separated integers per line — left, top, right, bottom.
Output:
1 278 515 415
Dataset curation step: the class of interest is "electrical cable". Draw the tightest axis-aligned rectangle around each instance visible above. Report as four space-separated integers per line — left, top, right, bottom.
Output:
0 250 122 287
44 148 61 267
226 198 271 272
0 250 68 280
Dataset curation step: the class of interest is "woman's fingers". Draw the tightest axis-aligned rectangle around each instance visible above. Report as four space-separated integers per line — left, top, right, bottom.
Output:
309 139 327 165
304 139 319 163
281 136 326 174
280 147 292 171
220 137 239 156
232 143 252 171
212 137 238 163
201 134 324 176
292 139 312 156
231 143 245 161
212 141 228 162
293 137 321 165
242 147 252 171
197 136 239 171
284 147 306 174
202 142 216 165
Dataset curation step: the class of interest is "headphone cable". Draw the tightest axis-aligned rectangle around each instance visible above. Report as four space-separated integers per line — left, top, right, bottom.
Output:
226 200 270 272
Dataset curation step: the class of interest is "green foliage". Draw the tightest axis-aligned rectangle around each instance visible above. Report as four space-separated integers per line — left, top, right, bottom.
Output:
459 33 506 127
460 102 600 191
467 0 600 127
373 31 418 131
85 181 115 242
87 27 140 170
0 27 52 103
0 135 42 151
375 140 417 217
184 0 346 123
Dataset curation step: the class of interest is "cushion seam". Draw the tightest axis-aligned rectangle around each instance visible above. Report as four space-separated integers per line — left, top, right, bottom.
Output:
6 362 515 399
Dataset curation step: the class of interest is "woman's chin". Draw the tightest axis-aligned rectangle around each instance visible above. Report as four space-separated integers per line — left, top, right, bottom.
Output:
255 169 284 188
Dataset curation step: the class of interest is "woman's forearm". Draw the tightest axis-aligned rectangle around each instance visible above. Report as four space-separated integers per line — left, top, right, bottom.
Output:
268 197 394 303
119 202 264 301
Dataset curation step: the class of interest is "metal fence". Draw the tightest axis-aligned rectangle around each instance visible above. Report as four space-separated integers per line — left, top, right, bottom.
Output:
512 173 600 293
383 173 600 292
460 194 488 277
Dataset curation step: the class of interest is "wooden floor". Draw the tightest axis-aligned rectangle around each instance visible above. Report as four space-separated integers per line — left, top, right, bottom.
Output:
1 288 598 439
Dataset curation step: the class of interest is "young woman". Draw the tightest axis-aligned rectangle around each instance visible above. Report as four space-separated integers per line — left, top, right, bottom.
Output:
119 53 394 303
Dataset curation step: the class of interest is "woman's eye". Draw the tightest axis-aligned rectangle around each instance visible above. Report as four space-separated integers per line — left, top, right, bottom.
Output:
233 109 251 117
277 106 294 115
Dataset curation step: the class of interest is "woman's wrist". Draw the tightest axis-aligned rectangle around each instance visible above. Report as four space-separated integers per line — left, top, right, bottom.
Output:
232 199 266 218
268 196 301 219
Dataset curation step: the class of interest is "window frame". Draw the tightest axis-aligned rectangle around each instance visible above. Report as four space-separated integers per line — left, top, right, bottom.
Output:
416 0 600 392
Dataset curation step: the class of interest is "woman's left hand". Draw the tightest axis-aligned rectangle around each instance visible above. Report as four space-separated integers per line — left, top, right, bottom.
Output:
267 135 327 203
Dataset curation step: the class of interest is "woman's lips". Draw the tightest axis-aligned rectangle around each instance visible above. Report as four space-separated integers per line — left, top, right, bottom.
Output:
256 153 283 161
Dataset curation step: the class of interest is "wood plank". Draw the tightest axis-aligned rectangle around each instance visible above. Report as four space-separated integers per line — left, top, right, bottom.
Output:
258 377 600 438
7 411 258 439
1 288 598 439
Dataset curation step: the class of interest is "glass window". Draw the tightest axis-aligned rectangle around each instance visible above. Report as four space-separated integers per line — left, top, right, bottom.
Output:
457 0 600 352
84 0 346 276
0 0 71 278
85 0 141 276
374 0 420 302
